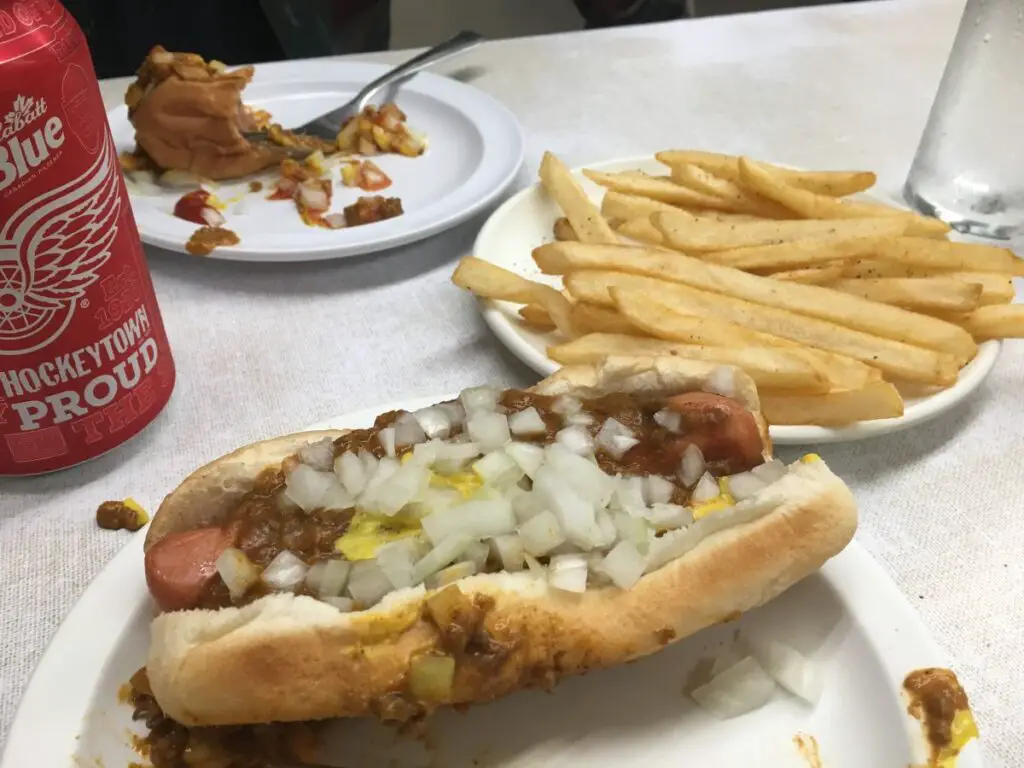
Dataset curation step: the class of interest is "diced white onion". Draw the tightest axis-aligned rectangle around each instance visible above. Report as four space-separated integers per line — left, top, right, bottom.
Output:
543 445 614 507
335 451 366 496
406 487 462 519
594 510 617 548
607 435 640 458
692 472 721 503
394 413 427 447
596 417 634 454
464 540 490 572
437 401 466 427
646 503 694 530
724 471 767 502
548 553 588 593
599 541 646 590
316 559 351 598
745 634 823 706
473 450 525 487
426 561 477 589
566 412 595 427
510 488 545 524
298 437 335 471
612 512 650 553
489 535 525 571
359 450 379 480
643 475 676 506
376 538 425 589
551 395 581 415
654 409 682 433
467 411 511 451
523 552 546 576
411 534 473 584
261 550 309 592
284 464 342 512
421 499 516 545
460 386 499 414
305 561 327 593
532 467 602 549
555 426 594 456
323 596 355 612
679 444 706 488
200 206 226 227
433 441 482 474
347 560 393 606
690 656 776 719
703 366 737 398
409 439 442 466
360 462 428 516
414 407 453 439
508 407 547 437
379 427 397 458
752 459 787 485
297 181 329 212
319 481 354 511
215 548 260 601
505 442 545 479
518 510 566 556
611 476 647 517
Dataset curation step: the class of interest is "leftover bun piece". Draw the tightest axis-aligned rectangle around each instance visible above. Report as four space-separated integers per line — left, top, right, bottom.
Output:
143 356 857 727
126 46 285 180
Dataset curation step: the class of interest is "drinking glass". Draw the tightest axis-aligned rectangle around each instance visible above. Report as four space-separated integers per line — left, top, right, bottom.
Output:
904 0 1024 240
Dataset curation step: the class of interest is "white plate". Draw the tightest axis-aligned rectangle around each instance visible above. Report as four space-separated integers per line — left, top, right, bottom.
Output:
107 61 524 261
3 394 983 768
471 156 1001 445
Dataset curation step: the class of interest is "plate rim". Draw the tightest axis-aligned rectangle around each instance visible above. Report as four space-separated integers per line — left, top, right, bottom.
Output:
0 393 983 767
470 154 1002 446
108 60 525 263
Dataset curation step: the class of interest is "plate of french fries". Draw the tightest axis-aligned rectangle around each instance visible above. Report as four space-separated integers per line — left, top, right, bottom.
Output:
452 150 1024 443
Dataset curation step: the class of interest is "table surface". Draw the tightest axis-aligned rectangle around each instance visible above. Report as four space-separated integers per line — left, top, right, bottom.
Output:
3 0 1022 763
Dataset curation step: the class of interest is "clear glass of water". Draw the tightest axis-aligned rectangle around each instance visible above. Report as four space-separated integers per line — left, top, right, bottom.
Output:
904 0 1024 240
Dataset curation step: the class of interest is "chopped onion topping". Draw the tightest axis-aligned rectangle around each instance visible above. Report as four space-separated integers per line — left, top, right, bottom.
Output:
523 552 546 576
654 408 682 433
612 476 647 517
646 503 694 530
437 401 466 427
376 538 425 589
548 553 588 593
315 559 351 598
690 656 776 719
643 475 676 506
612 512 649 553
473 450 525 487
433 441 482 474
745 634 823 706
464 540 490 572
596 417 633 450
679 444 706 488
752 459 786 485
284 464 343 512
261 550 309 592
508 407 547 436
421 499 516 545
489 535 525 571
414 406 453 439
703 366 737 398
505 442 545 478
323 596 355 612
724 471 767 502
555 425 594 456
426 560 477 589
215 548 260 601
691 472 721 503
347 560 393 606
467 411 511 451
359 450 379 480
533 468 603 549
594 510 617 548
360 462 428 516
394 413 427 447
199 206 226 227
379 426 397 458
335 451 366 496
319 481 355 511
519 510 566 556
510 488 545 524
551 395 582 416
544 445 614 507
599 540 646 590
460 386 499 414
411 534 473 584
566 411 595 427
298 438 335 471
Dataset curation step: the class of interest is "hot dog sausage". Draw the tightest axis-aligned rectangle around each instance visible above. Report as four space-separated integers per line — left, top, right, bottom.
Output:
666 392 763 473
145 526 235 613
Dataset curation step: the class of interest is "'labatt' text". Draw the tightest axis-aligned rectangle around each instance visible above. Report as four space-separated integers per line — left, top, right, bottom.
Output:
1 306 160 431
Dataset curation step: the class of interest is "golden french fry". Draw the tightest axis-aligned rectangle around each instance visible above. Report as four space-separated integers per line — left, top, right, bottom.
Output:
669 164 791 218
841 261 1021 306
867 237 1024 276
600 190 685 221
519 304 555 329
828 278 982 313
583 169 729 209
595 277 876 390
769 265 848 285
653 209 908 252
946 304 1024 340
941 272 1014 306
569 302 638 336
705 236 900 271
737 157 950 238
760 380 904 426
549 332 830 393
452 256 574 338
534 242 977 364
656 149 877 197
539 152 619 245
615 217 665 246
553 217 577 242
603 276 957 385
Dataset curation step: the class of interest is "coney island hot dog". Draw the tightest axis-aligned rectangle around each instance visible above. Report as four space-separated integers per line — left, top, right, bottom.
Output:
141 357 857 728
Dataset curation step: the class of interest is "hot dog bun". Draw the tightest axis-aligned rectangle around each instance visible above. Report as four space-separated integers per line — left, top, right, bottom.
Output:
145 358 856 726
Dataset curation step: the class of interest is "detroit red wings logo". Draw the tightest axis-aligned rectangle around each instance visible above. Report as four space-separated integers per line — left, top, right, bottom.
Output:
0 135 120 356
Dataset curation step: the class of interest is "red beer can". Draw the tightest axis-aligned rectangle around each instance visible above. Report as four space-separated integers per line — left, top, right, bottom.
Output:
0 0 175 475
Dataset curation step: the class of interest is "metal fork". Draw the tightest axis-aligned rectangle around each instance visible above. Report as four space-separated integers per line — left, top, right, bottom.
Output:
245 29 483 144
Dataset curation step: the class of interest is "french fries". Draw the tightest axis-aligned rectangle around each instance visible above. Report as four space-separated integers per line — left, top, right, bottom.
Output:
452 149 1024 430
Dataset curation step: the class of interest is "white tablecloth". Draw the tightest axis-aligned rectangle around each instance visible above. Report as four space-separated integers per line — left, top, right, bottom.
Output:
3 0 1021 763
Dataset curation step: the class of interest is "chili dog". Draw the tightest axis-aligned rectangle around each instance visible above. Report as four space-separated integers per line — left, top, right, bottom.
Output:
142 356 857 728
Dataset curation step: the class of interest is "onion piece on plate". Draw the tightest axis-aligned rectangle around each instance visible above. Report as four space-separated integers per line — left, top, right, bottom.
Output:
689 656 777 719
745 634 823 705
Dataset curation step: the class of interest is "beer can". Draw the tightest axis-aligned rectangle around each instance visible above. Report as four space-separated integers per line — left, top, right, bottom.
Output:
0 0 176 475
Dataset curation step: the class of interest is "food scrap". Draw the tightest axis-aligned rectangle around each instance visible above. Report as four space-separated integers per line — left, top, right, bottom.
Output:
185 226 240 256
344 195 404 227
336 103 426 157
904 668 979 768
95 499 149 532
793 733 823 768
341 159 393 191
173 189 224 227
